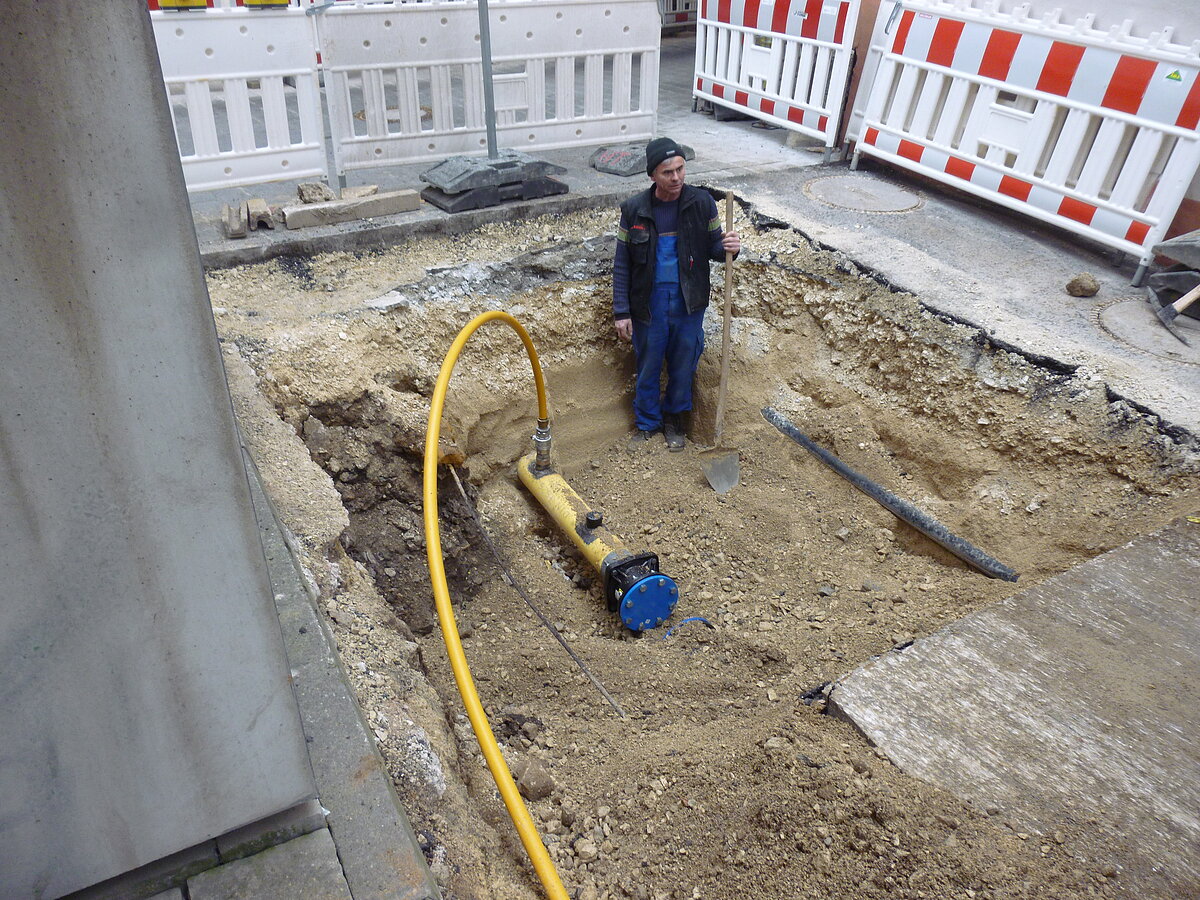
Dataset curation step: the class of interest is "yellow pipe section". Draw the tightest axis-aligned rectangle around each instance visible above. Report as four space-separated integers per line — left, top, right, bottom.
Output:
422 310 567 900
516 453 627 573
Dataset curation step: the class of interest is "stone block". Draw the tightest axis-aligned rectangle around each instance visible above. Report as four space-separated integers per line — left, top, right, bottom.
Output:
297 182 336 204
222 202 248 239
246 198 274 231
283 190 421 229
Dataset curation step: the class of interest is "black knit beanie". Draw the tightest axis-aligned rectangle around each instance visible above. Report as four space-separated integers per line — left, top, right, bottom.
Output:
645 137 683 176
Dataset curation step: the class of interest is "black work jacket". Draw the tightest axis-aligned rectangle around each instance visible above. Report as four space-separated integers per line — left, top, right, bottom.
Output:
618 185 724 323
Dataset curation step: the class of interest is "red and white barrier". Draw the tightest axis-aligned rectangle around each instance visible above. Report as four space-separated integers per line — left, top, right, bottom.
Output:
850 0 1200 282
694 0 861 150
660 0 698 31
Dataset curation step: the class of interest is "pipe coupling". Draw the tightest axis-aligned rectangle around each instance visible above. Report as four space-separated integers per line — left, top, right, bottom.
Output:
533 418 552 471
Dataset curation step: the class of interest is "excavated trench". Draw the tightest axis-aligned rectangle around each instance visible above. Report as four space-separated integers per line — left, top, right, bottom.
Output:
209 198 1200 900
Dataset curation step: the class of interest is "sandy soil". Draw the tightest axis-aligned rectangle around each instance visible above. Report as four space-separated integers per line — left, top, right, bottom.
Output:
209 196 1199 900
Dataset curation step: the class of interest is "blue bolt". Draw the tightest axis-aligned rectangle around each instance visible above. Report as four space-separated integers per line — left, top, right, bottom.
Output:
624 599 633 609
639 583 647 593
658 578 665 587
669 586 678 595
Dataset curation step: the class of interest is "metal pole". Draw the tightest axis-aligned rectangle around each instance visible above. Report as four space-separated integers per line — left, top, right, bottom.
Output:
477 0 500 159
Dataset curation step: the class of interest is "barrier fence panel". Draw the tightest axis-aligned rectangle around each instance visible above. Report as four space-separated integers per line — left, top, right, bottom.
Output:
849 0 1200 281
660 0 698 31
315 0 660 174
151 6 328 191
693 0 861 150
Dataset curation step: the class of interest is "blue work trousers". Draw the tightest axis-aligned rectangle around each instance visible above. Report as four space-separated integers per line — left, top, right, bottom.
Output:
631 282 705 431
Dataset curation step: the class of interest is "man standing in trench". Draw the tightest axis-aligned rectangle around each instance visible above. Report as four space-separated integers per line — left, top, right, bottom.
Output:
613 137 741 451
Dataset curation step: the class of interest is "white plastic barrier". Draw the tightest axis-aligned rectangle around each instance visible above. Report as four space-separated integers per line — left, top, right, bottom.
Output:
151 7 328 191
315 0 660 174
850 0 1200 280
693 0 861 150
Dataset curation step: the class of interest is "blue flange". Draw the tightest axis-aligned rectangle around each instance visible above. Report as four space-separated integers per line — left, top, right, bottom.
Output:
618 574 679 631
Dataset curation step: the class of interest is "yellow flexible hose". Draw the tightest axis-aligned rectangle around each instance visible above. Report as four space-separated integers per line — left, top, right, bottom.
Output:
422 310 567 900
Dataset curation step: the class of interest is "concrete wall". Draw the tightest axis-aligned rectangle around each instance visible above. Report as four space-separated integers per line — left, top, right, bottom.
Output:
0 3 315 896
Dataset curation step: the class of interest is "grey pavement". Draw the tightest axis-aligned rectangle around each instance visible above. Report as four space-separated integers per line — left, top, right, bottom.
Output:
177 29 1200 900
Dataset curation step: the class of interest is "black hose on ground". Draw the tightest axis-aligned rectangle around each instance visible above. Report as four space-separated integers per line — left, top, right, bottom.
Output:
762 407 1019 582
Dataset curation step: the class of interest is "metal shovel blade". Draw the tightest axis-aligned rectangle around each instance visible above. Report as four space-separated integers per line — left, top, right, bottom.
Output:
700 449 740 494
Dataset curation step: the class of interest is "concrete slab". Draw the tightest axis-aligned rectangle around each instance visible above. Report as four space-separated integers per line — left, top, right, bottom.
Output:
829 516 1200 898
188 829 351 900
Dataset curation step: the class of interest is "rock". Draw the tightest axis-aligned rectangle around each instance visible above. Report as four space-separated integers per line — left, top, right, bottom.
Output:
818 584 836 597
1065 273 1099 297
574 837 599 862
298 181 337 203
559 799 579 829
512 757 556 800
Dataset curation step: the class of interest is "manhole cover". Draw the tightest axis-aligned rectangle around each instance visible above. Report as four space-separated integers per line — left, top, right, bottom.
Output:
803 174 923 213
1095 297 1200 365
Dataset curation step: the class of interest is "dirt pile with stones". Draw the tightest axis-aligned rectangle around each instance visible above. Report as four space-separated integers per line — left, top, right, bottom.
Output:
209 200 1199 900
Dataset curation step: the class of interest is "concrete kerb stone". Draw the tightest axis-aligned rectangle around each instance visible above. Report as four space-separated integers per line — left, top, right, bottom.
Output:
188 829 353 900
215 799 328 865
200 186 634 271
282 189 422 230
70 839 220 900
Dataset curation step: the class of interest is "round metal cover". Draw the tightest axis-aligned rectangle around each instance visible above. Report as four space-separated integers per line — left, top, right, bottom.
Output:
803 174 923 213
1095 297 1200 365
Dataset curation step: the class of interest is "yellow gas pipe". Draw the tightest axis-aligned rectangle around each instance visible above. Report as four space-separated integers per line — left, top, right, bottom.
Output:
517 455 679 631
422 310 567 900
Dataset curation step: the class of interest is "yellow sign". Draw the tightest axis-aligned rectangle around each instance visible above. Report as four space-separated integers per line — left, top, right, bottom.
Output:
1167 70 1184 82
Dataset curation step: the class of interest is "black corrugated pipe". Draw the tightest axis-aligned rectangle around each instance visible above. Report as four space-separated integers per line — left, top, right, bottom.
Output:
762 407 1019 582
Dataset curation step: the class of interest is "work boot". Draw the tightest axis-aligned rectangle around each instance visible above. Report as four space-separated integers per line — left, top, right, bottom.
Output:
664 415 685 452
627 427 659 450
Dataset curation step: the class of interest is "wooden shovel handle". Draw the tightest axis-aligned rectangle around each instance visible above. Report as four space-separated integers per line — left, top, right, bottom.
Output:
713 191 735 444
1172 281 1200 313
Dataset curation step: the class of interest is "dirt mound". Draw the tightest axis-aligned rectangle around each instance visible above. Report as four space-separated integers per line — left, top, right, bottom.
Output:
209 200 1197 900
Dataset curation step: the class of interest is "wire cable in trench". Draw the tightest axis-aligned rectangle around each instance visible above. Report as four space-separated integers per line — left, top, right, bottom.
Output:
449 465 627 719
423 310 568 900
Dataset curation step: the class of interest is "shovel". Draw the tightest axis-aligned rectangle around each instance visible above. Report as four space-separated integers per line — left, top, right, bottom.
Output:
700 191 740 494
1153 281 1200 345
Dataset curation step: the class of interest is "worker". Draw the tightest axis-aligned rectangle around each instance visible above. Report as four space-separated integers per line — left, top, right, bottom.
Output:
612 137 741 451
